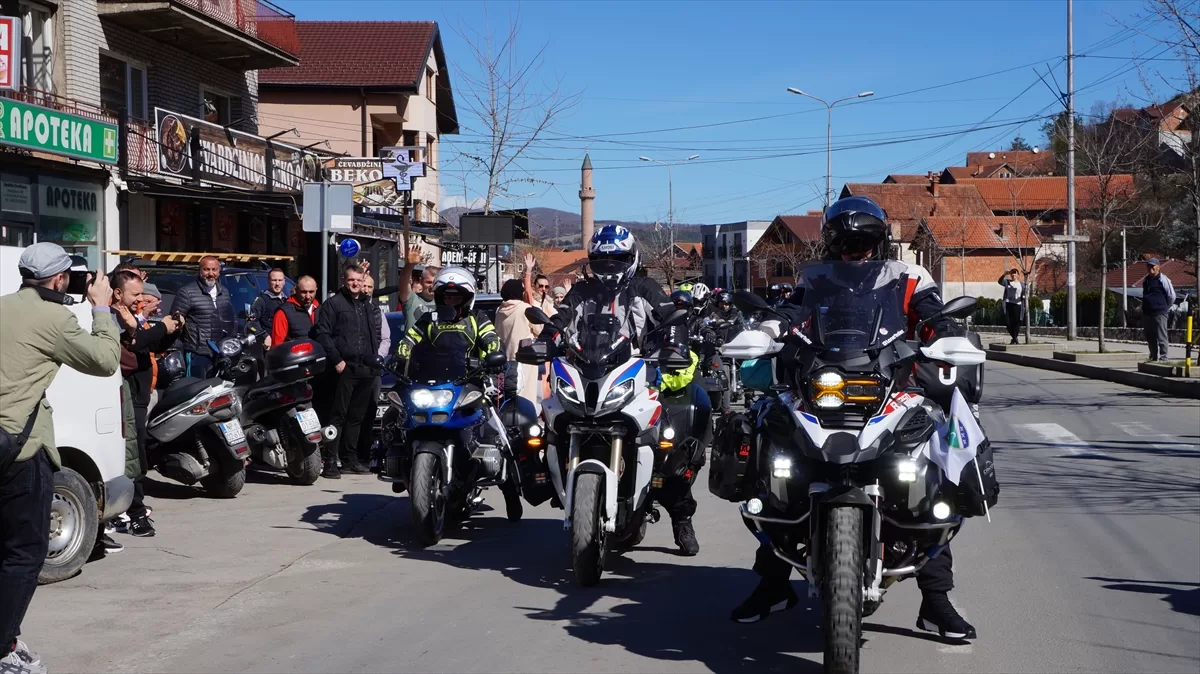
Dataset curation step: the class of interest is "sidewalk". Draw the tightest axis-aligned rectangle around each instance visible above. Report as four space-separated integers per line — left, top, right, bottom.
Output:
980 333 1200 399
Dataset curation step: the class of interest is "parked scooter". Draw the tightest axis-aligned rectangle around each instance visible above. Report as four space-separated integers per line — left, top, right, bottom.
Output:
214 331 336 485
147 347 249 498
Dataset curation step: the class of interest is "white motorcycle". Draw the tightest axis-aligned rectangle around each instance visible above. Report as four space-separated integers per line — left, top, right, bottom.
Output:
519 304 691 586
714 262 997 674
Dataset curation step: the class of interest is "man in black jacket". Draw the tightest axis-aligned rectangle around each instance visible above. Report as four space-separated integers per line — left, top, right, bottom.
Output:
248 268 288 348
313 263 381 478
171 256 235 378
111 270 182 538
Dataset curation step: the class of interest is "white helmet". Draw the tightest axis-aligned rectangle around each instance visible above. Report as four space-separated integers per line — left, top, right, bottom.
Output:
432 266 477 318
690 282 711 304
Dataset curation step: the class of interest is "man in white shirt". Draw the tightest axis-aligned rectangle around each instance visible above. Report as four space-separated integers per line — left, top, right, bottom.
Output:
998 268 1025 345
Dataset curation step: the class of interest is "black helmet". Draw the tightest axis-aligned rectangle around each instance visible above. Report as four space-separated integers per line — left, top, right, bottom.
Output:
822 196 891 258
780 282 793 296
670 289 694 311
716 290 732 306
767 283 783 302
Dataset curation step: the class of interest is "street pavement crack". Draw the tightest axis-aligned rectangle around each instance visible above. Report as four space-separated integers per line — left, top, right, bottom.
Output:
155 548 194 559
211 497 398 612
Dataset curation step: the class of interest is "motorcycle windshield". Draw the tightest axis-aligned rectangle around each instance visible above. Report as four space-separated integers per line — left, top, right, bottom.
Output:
794 261 909 354
565 305 633 378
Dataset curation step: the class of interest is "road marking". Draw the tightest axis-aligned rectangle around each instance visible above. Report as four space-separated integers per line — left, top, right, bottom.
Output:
1113 421 1182 450
1014 423 1106 458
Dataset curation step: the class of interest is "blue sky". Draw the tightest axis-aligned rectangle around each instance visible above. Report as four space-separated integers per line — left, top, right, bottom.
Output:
288 0 1187 224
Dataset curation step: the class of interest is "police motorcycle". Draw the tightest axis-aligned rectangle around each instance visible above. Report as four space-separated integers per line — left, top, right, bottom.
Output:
711 262 997 674
518 304 693 587
147 345 249 498
213 330 335 486
375 348 520 546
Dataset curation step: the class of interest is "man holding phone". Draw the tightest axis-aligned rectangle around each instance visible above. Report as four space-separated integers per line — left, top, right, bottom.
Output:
1 243 121 674
171 256 235 378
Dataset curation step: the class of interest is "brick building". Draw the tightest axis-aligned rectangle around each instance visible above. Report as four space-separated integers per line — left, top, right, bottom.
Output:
913 215 1040 299
1 0 308 272
746 214 821 292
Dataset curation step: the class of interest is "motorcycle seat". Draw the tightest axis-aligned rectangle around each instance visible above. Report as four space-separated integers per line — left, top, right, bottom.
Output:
154 377 225 416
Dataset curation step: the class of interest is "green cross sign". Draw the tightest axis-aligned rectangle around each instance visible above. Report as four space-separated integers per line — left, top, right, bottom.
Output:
0 98 119 164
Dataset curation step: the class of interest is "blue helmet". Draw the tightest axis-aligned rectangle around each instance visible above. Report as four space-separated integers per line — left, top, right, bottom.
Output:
588 224 640 291
821 195 891 257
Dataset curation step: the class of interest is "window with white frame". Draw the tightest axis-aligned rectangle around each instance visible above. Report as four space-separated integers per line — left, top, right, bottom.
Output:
19 1 53 93
99 53 147 119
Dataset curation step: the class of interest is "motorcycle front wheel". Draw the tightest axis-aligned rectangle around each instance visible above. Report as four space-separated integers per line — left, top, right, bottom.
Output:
822 507 864 674
570 472 604 587
410 451 446 546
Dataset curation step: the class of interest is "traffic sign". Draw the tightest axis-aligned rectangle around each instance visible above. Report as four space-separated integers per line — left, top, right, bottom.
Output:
1053 234 1091 243
338 238 361 258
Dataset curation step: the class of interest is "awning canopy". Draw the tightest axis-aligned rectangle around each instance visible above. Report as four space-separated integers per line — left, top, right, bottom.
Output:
106 250 294 264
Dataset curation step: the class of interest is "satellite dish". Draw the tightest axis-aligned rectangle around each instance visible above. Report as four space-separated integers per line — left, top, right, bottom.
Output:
1032 146 1040 153
988 152 996 159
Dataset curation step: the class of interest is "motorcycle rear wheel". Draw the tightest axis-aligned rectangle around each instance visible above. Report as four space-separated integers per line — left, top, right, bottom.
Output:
822 507 864 674
410 451 446 546
570 473 604 587
283 426 322 486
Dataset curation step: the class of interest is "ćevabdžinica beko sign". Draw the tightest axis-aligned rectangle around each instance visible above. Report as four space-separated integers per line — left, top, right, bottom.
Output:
0 98 118 164
154 108 305 193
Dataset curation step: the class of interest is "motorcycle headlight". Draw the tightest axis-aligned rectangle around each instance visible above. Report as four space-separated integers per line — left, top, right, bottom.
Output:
455 390 483 409
556 376 580 403
219 338 242 357
602 379 635 411
409 388 454 409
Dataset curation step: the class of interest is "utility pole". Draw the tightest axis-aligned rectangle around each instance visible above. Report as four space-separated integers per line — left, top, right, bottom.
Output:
786 88 875 207
640 154 700 287
1066 0 1078 340
1121 225 1128 328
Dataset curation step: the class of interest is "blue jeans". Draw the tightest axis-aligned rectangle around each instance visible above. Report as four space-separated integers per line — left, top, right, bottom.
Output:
0 449 53 649
186 352 215 379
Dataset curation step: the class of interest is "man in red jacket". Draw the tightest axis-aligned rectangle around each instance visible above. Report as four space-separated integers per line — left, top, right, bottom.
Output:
271 276 319 346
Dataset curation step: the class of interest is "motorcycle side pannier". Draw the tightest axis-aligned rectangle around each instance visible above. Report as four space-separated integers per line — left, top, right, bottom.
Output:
708 411 756 502
266 339 327 383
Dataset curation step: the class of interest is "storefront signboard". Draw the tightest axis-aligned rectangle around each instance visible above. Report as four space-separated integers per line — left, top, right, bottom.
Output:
322 157 404 214
154 107 306 193
1 173 31 213
0 98 118 163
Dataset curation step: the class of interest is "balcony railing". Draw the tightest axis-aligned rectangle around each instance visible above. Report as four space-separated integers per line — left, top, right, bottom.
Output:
100 0 299 56
125 118 159 175
0 87 118 127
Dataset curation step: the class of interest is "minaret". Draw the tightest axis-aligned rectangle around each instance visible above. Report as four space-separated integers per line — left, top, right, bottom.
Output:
579 153 595 250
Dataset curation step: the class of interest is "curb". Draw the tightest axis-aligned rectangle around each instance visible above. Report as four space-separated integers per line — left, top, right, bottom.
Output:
986 349 1200 399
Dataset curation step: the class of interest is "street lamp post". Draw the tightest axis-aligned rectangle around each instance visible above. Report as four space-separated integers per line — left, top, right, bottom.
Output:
640 154 699 285
786 88 874 207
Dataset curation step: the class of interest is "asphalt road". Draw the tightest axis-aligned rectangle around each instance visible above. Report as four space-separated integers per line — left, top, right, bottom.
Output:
22 362 1200 673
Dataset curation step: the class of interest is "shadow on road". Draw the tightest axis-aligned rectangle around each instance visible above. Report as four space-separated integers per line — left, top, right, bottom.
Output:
1087 577 1200 618
296 493 824 672
143 475 202 500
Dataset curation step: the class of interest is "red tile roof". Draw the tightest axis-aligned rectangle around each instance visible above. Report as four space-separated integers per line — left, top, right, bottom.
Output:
532 249 589 281
775 215 821 241
260 22 437 88
883 174 931 184
966 150 1050 167
840 182 994 241
922 216 1040 250
1103 258 1197 289
955 175 1135 213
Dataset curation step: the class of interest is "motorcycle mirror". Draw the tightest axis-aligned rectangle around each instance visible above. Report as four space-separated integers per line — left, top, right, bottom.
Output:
484 351 507 370
940 295 980 320
525 306 553 326
733 290 769 314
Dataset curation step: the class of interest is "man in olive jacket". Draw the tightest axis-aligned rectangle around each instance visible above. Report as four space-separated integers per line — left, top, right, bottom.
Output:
0 243 121 674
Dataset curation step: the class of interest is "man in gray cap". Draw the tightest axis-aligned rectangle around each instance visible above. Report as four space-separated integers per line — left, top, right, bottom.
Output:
0 242 121 674
1139 257 1176 361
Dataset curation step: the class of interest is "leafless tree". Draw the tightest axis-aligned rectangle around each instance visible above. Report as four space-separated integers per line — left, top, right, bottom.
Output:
453 10 581 213
1128 0 1200 309
1075 101 1150 351
750 221 822 290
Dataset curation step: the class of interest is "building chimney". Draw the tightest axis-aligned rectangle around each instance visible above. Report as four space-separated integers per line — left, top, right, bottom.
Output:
929 172 940 198
579 153 595 251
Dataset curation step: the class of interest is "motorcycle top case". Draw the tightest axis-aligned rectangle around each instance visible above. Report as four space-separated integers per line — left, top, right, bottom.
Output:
708 410 756 502
266 339 327 383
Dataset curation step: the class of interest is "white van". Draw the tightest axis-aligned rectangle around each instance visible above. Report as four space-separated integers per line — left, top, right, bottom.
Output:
0 246 133 584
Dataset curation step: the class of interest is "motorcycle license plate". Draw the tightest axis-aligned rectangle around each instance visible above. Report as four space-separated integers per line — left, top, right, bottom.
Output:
219 420 245 445
376 405 387 420
297 409 321 434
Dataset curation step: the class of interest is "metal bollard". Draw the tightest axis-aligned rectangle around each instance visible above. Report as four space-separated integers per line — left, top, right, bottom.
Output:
1186 315 1193 378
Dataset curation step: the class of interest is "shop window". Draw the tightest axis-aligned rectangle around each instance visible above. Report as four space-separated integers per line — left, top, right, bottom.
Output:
20 1 53 94
202 90 231 125
99 54 147 119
